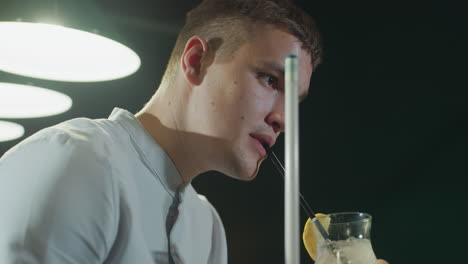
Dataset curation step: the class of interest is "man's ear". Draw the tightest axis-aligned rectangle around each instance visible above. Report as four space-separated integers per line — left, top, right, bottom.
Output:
181 35 210 86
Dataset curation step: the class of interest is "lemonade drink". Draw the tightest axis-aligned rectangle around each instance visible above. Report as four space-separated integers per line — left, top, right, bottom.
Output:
315 237 377 264
309 212 377 264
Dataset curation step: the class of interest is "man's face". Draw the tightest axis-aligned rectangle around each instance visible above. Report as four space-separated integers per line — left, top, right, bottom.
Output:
187 25 313 181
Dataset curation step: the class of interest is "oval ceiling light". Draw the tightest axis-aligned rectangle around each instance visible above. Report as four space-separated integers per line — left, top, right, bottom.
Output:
0 121 25 142
0 22 141 82
0 82 72 118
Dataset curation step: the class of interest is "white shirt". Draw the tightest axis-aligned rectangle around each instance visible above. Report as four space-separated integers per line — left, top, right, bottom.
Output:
0 108 228 264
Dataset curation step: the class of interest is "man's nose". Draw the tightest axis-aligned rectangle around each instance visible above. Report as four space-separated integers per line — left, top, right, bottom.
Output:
265 99 285 134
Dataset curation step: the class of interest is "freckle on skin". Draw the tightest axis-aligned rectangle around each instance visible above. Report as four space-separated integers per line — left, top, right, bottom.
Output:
234 81 238 85
211 101 215 106
241 116 245 120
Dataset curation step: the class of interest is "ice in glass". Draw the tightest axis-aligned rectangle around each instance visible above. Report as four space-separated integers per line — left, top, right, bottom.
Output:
312 212 377 264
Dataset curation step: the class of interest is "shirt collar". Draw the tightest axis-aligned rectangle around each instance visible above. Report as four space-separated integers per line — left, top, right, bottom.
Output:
108 107 189 197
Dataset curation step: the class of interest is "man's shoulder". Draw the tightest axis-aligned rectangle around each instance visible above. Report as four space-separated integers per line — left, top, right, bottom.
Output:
0 117 121 207
9 116 122 159
50 116 118 146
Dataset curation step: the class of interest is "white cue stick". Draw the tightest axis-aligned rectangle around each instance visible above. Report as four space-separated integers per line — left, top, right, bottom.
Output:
285 54 300 264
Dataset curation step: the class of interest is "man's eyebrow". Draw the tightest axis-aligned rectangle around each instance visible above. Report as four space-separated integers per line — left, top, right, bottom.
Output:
260 61 285 76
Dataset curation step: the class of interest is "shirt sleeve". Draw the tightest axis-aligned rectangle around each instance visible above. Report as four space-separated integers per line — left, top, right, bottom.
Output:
0 129 118 264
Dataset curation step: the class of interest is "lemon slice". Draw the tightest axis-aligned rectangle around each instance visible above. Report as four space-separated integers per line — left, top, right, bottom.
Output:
302 213 331 261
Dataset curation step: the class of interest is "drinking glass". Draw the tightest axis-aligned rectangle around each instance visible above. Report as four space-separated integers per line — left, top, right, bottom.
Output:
312 212 377 264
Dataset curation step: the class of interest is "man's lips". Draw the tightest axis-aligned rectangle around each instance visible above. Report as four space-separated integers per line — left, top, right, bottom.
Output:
249 133 275 158
250 136 267 158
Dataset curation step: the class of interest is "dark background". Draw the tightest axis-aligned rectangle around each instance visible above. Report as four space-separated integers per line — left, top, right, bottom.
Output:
1 1 466 263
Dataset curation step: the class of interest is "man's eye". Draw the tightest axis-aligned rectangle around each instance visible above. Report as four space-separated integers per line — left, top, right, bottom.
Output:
259 73 279 90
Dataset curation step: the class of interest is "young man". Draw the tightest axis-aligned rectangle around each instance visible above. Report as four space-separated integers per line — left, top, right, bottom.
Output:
0 0 388 263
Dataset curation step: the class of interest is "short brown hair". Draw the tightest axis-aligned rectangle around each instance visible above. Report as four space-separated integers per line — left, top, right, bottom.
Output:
162 0 323 84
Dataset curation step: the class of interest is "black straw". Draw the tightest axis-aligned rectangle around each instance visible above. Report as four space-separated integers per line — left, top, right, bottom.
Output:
266 147 330 240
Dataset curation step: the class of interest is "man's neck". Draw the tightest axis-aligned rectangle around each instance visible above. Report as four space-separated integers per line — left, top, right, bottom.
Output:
135 93 205 183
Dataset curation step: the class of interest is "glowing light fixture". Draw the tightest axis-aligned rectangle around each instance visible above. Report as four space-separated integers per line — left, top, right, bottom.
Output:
0 121 25 142
0 22 141 82
0 82 72 118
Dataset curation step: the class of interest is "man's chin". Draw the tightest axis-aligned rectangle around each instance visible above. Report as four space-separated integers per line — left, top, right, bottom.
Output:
224 155 266 181
239 172 258 181
238 157 264 181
